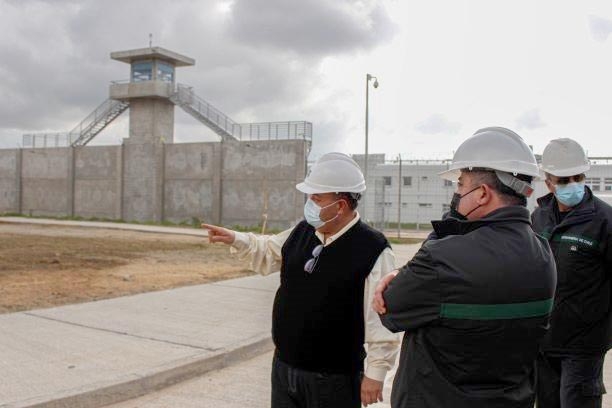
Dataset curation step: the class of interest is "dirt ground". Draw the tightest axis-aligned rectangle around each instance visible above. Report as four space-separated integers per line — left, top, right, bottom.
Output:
0 222 254 314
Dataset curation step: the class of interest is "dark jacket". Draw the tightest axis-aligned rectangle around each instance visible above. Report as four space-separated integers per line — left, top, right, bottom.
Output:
381 206 556 408
531 187 612 355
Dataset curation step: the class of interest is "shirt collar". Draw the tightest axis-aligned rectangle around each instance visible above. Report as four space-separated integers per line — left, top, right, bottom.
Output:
315 211 360 246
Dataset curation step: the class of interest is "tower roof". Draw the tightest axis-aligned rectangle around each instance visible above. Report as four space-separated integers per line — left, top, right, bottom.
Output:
111 46 195 67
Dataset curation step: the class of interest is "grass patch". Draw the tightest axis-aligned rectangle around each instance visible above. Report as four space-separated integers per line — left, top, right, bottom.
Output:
383 222 433 231
387 237 425 245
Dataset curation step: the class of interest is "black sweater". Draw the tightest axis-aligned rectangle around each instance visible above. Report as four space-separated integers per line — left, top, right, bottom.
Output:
273 219 389 374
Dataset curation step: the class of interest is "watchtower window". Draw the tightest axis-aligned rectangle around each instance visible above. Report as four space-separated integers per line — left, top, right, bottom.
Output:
157 61 174 82
132 61 153 82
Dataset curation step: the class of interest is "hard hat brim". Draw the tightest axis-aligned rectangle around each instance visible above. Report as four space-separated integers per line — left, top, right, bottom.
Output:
439 161 541 181
296 182 328 194
296 181 366 194
539 163 590 177
438 169 461 181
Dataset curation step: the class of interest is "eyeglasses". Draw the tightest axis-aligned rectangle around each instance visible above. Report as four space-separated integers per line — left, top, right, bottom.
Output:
304 244 323 274
549 175 585 185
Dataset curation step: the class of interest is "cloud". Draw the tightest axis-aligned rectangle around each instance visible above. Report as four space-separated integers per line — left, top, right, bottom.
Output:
588 15 612 42
0 0 396 150
414 114 461 135
227 0 397 55
515 108 546 130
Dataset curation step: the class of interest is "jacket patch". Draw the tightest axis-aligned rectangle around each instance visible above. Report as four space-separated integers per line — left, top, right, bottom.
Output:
554 234 598 248
440 298 553 320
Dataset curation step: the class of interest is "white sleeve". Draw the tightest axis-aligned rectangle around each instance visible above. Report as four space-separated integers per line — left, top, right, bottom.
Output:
229 227 293 276
363 247 401 382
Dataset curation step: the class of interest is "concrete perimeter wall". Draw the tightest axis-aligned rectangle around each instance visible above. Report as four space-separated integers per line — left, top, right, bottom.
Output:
220 140 307 230
0 149 20 213
74 146 122 219
0 140 308 229
22 148 72 217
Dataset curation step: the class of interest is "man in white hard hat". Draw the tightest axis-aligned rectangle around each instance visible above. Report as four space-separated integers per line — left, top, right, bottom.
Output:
372 127 557 407
202 152 399 408
532 138 612 408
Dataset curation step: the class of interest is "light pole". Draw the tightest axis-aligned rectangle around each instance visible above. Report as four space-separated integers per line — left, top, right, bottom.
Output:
397 154 402 239
364 73 378 221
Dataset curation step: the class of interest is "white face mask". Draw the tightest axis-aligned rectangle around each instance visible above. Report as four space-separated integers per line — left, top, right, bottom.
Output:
303 198 340 229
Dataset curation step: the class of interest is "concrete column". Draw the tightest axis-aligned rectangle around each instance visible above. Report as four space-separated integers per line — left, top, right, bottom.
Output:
16 149 23 214
128 99 175 144
157 143 166 222
117 144 124 220
211 142 223 225
67 147 75 217
294 141 309 222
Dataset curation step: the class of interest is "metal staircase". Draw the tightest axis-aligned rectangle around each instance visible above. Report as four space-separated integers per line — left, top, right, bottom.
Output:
23 82 312 148
69 99 129 147
170 84 238 141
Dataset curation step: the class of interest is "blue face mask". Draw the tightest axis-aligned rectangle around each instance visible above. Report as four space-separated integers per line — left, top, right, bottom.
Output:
304 199 340 229
554 182 586 207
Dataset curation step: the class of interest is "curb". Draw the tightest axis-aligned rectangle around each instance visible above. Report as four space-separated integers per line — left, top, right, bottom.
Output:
0 217 208 238
7 336 273 408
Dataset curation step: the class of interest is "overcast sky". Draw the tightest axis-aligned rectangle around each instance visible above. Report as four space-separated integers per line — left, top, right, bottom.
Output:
2 0 612 160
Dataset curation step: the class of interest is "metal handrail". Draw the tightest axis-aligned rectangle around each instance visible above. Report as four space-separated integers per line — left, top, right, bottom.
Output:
71 100 128 146
174 84 240 138
22 132 74 148
69 99 115 136
173 83 312 142
236 121 312 141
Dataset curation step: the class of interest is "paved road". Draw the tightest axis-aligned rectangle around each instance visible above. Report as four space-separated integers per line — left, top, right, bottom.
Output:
108 240 612 408
110 350 394 408
109 349 612 408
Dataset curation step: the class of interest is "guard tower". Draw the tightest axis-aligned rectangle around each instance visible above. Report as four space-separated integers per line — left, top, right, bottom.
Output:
23 45 311 148
110 47 195 144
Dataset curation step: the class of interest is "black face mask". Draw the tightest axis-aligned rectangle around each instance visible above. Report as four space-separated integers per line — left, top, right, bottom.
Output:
449 186 482 220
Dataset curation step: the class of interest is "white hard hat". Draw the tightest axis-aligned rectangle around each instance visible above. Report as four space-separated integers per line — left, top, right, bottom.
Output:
313 152 361 168
541 138 590 177
439 127 540 181
296 152 366 194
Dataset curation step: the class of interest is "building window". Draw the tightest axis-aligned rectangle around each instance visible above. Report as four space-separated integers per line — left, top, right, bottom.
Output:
131 61 153 82
587 177 602 191
442 204 451 213
156 61 174 82
421 176 428 181
383 176 392 186
402 202 408 207
444 179 453 187
605 178 612 191
403 176 412 186
418 203 432 208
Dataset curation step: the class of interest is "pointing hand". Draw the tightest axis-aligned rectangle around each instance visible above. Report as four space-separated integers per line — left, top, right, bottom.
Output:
201 224 236 245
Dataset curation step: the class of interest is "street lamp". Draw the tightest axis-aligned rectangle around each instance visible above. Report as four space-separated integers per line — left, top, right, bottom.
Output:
364 73 378 221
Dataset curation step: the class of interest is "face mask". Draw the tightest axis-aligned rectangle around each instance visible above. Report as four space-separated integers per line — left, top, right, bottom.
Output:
304 199 340 229
554 182 585 207
449 186 482 220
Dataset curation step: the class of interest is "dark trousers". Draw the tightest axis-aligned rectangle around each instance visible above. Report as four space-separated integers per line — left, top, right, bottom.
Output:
536 352 606 408
271 353 362 408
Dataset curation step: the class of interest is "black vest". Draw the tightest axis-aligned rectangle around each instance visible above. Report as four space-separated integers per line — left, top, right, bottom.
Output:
273 220 389 374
